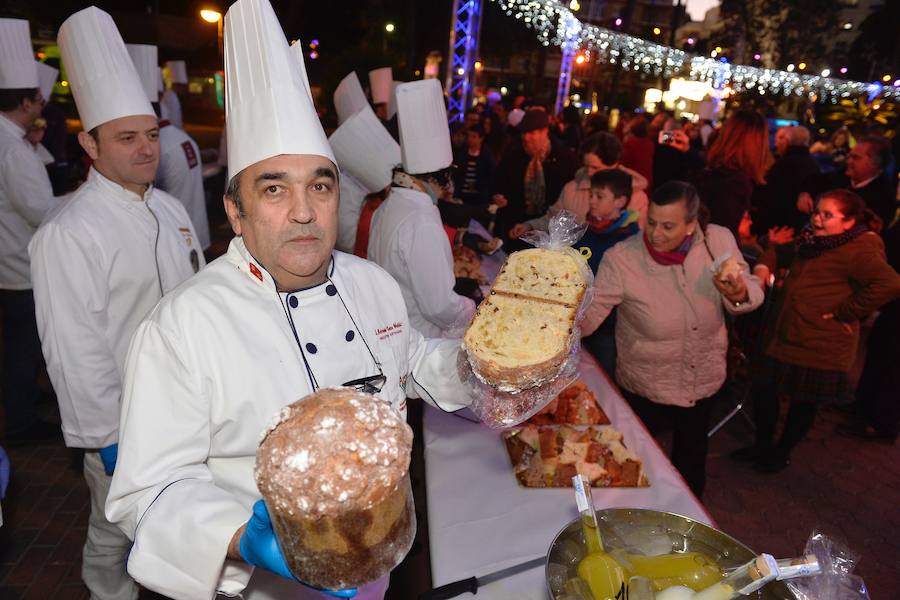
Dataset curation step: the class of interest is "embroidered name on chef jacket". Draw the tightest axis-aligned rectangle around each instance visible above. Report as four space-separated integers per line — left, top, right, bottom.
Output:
375 322 404 340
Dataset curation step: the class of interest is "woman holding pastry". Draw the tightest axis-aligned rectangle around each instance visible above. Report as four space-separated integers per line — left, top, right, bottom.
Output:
581 181 764 496
733 189 900 473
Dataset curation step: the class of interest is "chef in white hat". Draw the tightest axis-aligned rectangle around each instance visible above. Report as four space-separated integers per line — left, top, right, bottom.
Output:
28 62 59 166
0 18 64 444
105 0 472 598
333 71 368 126
160 59 187 128
328 105 400 254
29 7 204 599
128 43 211 250
368 67 399 139
368 79 476 338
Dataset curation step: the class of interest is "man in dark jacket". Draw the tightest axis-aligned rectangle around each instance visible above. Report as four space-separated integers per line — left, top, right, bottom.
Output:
757 125 820 233
799 136 897 230
492 108 577 247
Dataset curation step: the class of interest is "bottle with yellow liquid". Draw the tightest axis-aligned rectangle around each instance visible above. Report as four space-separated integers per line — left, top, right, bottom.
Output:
614 550 724 591
572 475 627 600
655 553 821 600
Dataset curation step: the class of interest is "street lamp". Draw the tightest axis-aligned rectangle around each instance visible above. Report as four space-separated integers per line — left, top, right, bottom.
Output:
200 9 223 58
385 23 395 33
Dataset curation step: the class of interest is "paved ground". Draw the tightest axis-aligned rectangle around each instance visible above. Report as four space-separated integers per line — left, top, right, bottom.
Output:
2 222 896 599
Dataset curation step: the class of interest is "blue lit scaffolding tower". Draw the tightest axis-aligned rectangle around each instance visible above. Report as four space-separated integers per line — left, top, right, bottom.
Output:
445 0 483 124
554 14 580 115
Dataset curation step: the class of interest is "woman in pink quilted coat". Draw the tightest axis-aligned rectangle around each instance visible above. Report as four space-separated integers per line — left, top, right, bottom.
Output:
581 181 765 496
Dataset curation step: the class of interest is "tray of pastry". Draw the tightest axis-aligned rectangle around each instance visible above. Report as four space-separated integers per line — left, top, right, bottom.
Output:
502 424 650 488
524 381 610 426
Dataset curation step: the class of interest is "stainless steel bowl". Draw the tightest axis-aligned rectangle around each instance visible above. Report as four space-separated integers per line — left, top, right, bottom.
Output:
546 508 792 599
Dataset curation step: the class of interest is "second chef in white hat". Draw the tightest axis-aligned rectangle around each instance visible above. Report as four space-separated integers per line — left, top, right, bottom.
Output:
328 104 400 255
128 43 211 250
29 8 204 599
368 79 476 338
106 0 474 598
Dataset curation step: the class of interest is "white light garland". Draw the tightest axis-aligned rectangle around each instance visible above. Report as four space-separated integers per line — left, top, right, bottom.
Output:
492 0 900 103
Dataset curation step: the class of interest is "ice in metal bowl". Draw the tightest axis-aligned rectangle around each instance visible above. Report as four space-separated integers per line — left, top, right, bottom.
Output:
546 508 793 599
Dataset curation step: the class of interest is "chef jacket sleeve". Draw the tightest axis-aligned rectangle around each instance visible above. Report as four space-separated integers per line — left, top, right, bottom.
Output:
2 142 57 227
106 318 252 600
400 215 476 334
405 331 471 412
581 250 625 337
29 224 121 449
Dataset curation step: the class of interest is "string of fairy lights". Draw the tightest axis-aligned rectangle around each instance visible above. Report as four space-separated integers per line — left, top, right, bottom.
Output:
491 0 900 103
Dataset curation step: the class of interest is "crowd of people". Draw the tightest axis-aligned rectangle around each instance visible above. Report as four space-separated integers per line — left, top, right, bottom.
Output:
1 1 900 598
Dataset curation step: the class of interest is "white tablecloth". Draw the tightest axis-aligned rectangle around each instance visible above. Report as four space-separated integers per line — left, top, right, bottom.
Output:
423 351 714 599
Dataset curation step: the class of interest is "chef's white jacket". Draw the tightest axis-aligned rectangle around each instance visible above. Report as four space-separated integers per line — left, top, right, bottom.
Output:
29 167 204 449
159 89 183 129
368 186 475 338
156 122 211 249
106 236 469 600
335 171 367 254
0 114 60 289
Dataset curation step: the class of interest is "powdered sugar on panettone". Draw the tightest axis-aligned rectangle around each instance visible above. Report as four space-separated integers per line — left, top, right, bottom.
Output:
255 387 413 518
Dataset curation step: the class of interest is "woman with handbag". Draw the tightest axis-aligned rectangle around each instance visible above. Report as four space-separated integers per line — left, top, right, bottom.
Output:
733 189 900 473
582 181 765 496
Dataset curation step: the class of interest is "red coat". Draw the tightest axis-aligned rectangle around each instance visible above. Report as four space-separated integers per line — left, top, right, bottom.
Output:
622 137 655 191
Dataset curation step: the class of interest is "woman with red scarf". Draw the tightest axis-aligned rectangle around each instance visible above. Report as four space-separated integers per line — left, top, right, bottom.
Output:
733 189 900 473
581 181 765 496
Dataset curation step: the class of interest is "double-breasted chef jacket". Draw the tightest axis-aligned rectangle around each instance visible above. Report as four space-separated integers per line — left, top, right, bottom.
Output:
106 235 470 599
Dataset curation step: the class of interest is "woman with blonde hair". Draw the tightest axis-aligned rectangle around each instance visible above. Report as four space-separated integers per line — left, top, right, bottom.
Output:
693 110 771 237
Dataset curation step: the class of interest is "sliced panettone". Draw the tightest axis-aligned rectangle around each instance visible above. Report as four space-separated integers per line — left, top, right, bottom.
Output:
463 292 576 388
503 425 650 488
492 248 586 306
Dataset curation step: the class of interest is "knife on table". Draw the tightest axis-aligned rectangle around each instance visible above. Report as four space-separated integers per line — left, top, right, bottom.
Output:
418 555 546 599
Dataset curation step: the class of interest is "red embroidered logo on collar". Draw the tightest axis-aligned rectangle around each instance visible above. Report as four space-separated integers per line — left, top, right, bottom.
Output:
249 262 263 282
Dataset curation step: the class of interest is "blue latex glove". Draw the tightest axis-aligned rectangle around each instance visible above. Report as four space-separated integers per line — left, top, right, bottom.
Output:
0 446 9 499
99 443 118 476
239 500 357 598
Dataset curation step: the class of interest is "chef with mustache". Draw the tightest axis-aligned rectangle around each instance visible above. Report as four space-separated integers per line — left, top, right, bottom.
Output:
105 0 471 598
29 7 204 599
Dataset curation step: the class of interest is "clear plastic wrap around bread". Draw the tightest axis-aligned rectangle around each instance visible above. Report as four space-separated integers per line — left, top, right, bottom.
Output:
255 388 416 589
462 211 594 428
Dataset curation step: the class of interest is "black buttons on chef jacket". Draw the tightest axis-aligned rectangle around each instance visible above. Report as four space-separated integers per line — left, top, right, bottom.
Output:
306 343 318 354
345 330 355 342
288 295 299 309
326 284 337 296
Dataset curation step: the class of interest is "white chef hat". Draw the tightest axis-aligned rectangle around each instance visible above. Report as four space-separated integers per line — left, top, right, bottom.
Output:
36 62 58 101
126 44 159 103
386 80 401 120
369 67 392 105
329 105 400 193
166 60 188 85
224 0 334 182
58 7 155 132
396 79 452 175
333 71 367 126
0 18 38 90
157 67 164 93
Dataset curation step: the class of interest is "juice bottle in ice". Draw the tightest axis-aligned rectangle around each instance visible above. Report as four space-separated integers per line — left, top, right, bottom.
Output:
572 475 626 600
618 551 724 591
